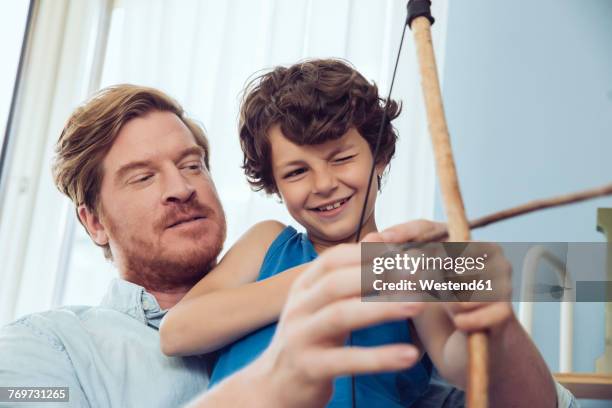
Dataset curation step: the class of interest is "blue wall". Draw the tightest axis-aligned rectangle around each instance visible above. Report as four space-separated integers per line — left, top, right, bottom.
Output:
439 0 612 405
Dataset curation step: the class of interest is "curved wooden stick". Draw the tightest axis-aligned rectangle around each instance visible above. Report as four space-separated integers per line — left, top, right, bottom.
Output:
411 15 488 408
419 182 612 242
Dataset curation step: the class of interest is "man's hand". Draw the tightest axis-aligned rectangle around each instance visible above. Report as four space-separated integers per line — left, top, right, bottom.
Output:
255 244 424 407
190 244 424 408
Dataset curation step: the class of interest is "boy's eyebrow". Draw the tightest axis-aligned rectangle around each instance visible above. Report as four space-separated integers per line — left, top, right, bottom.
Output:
325 144 354 159
276 144 355 168
277 160 302 168
114 146 206 182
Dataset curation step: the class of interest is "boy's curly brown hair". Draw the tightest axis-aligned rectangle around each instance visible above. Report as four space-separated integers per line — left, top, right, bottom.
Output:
239 58 401 194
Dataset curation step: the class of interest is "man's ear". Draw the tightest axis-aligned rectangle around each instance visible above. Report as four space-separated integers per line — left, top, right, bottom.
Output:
77 205 109 246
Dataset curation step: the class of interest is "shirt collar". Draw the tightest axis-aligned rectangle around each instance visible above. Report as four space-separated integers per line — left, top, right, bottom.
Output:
100 278 167 329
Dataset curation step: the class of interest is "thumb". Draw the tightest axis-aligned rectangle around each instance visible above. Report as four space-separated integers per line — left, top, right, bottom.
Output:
361 231 383 243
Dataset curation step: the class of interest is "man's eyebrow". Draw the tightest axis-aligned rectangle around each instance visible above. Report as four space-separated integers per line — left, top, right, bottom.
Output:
176 146 206 162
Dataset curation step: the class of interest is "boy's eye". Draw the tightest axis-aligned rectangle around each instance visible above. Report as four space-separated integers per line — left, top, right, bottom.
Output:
333 154 356 163
283 168 306 179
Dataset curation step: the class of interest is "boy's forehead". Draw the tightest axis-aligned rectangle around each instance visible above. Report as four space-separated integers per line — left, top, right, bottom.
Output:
271 124 363 148
270 126 365 163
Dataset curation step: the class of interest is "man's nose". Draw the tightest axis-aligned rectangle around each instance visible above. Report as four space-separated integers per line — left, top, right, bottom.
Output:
312 168 338 196
162 169 196 204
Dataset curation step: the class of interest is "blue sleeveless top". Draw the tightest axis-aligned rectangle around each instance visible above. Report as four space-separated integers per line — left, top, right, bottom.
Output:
209 226 431 407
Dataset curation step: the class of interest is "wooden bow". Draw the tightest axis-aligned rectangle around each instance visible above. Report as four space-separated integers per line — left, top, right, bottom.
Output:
407 2 611 407
408 5 488 406
356 1 611 406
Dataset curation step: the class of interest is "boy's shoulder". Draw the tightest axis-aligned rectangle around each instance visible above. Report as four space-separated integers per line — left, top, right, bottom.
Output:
247 220 286 236
244 220 287 243
230 220 288 256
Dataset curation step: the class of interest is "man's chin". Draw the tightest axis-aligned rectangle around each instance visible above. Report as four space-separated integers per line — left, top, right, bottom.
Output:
116 220 226 291
163 234 222 262
120 243 222 292
164 245 220 275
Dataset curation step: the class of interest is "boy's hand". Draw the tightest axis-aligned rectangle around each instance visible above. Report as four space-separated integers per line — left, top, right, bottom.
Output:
362 220 559 407
442 241 514 333
362 219 447 243
365 220 515 333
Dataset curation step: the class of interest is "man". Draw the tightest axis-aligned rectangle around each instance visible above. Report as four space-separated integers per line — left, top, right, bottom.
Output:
0 85 575 407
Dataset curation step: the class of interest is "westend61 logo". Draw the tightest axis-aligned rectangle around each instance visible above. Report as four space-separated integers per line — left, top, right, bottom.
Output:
372 253 488 275
364 243 496 300
361 242 612 303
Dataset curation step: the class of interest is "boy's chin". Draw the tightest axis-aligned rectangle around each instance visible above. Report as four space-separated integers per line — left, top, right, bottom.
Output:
311 227 357 244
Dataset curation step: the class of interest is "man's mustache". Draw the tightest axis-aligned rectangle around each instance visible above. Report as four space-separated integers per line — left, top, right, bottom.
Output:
156 200 215 230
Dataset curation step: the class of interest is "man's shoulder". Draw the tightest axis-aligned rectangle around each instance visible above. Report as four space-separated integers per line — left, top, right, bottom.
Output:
7 305 105 325
1 305 120 346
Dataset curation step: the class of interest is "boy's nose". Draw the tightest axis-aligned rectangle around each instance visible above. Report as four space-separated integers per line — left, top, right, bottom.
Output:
312 170 338 195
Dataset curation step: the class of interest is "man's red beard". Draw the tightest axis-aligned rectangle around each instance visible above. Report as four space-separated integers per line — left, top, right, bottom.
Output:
104 199 227 292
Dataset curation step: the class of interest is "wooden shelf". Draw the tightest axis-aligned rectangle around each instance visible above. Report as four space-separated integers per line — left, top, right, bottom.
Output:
554 372 612 400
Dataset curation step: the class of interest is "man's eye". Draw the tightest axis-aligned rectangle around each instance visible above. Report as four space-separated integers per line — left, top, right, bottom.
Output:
284 168 306 179
182 162 204 172
333 155 356 163
132 174 153 183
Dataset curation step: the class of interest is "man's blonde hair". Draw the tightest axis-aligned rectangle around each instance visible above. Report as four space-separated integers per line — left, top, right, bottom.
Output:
52 84 210 260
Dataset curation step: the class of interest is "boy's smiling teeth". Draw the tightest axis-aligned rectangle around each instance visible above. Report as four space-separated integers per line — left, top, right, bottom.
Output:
314 197 349 212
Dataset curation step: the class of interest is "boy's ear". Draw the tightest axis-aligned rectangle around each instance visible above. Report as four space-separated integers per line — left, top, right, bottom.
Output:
77 205 109 246
375 161 387 177
374 162 387 190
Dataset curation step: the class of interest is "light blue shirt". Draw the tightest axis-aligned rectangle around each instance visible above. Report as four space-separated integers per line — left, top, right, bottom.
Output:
0 279 208 407
0 278 578 407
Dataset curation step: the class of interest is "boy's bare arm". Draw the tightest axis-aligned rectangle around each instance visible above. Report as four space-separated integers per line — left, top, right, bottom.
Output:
412 305 466 386
367 222 557 406
415 303 557 406
160 221 309 356
489 316 557 407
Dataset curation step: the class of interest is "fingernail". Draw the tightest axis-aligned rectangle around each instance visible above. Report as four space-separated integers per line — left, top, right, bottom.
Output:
400 348 418 361
401 303 419 312
380 230 397 241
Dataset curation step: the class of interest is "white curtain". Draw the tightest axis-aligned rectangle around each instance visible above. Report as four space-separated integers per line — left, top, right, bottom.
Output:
0 1 30 147
0 0 448 323
0 0 112 324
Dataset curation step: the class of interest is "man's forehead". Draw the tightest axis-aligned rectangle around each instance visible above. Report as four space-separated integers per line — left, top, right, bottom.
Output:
102 111 203 173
